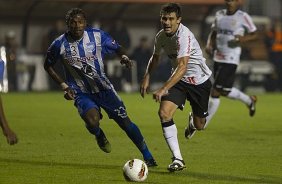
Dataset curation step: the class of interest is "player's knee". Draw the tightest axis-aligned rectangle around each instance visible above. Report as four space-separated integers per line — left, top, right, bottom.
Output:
158 109 172 122
83 108 101 127
84 114 100 128
193 118 206 130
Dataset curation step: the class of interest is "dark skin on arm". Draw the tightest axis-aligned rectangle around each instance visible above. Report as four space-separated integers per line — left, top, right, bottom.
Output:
0 96 18 145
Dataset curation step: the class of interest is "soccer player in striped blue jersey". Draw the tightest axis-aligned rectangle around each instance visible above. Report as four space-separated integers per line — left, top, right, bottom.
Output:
44 8 157 167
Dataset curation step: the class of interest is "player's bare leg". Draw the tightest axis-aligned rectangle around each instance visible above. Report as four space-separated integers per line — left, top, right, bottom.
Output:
83 108 111 153
185 113 206 139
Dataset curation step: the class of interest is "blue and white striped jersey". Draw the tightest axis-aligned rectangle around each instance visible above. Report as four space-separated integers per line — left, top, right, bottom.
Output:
45 27 120 93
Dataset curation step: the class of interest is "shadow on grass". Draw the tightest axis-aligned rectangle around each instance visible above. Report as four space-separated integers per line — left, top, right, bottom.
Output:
0 157 120 170
150 169 282 184
1 158 281 184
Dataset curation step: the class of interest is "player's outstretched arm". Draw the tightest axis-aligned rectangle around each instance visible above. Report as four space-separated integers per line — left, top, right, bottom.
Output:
205 31 217 56
140 54 160 98
116 46 133 68
44 60 75 100
235 31 258 43
152 56 188 103
0 96 18 145
120 55 133 68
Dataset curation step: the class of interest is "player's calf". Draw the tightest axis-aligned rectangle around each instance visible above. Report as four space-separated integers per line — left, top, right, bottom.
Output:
96 129 111 153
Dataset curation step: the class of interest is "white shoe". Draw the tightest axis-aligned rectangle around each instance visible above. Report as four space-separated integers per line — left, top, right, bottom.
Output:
167 157 186 172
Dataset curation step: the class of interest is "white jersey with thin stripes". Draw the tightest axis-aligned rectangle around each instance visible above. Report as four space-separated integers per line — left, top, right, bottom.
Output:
212 9 257 65
154 23 211 85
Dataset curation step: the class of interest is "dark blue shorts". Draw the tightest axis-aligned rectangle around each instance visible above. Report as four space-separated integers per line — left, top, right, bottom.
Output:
74 89 128 120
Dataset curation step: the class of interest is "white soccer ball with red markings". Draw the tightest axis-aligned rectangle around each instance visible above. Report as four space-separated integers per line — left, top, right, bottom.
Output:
123 159 148 182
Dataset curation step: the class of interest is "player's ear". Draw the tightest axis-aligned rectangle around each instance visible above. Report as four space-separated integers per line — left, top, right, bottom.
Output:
177 17 182 24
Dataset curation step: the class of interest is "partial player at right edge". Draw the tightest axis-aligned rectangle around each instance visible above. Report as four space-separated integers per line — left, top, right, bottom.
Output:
185 0 258 140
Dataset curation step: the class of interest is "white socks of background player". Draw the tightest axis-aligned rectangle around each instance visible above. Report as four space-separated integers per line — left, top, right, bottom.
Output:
162 123 183 160
204 87 252 129
204 97 220 129
227 87 252 105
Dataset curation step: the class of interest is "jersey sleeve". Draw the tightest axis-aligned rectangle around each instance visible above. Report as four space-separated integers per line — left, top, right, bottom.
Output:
45 39 61 66
177 30 190 58
153 31 162 55
100 30 121 54
242 12 257 33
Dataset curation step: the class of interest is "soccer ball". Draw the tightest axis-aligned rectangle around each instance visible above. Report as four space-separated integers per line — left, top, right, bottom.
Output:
123 159 148 182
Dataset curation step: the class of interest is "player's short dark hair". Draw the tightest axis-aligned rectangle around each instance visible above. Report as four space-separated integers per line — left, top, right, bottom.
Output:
65 8 86 25
160 3 182 18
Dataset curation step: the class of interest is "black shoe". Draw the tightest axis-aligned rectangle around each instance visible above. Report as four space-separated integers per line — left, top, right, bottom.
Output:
96 130 111 153
145 158 158 167
184 112 197 139
249 95 257 117
167 157 186 172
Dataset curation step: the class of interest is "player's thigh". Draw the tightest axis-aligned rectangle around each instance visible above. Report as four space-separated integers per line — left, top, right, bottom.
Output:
159 100 179 120
83 108 102 124
97 90 129 121
161 83 187 111
74 92 101 119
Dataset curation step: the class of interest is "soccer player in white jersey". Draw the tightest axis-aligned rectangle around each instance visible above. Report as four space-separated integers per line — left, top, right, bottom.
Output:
140 3 212 172
185 0 258 139
44 8 157 167
0 59 18 145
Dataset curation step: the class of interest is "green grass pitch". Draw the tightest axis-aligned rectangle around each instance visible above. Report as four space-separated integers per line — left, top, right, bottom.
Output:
0 92 281 184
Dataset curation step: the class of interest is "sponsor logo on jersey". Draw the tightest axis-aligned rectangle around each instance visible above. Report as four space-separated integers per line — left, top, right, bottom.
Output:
85 42 96 53
65 55 98 66
218 29 234 35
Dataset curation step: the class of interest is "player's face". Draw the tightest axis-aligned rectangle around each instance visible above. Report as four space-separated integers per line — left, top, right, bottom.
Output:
160 12 181 36
225 0 239 14
68 14 86 40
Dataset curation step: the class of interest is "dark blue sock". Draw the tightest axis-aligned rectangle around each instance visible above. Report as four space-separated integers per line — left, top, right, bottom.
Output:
124 122 153 160
85 124 101 137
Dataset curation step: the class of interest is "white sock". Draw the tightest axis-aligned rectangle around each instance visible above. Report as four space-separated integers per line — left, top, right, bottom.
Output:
227 87 252 105
163 123 183 160
190 114 195 129
205 97 220 129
